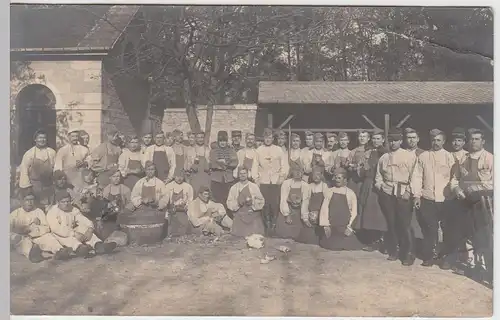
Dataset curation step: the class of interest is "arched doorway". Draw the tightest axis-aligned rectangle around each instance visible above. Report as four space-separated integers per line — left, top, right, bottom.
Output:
15 84 57 163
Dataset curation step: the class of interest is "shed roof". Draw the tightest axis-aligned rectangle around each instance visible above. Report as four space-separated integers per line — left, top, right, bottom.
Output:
258 81 494 105
10 5 140 52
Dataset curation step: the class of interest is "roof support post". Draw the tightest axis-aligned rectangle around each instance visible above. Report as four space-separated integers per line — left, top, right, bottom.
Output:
384 114 390 149
476 115 493 133
267 112 273 129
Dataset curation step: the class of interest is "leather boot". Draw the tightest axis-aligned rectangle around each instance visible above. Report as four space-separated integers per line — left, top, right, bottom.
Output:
28 245 45 263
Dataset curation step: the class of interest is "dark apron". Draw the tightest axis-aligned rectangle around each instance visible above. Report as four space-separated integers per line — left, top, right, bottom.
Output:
96 192 120 240
310 154 326 181
175 153 185 177
189 154 210 195
295 189 323 245
231 185 265 237
243 157 253 171
124 159 143 190
288 157 302 178
168 189 192 237
96 150 120 188
275 186 302 239
29 154 53 207
153 149 170 181
319 190 364 251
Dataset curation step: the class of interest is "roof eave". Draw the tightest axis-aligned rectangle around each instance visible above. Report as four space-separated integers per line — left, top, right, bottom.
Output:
10 47 110 55
258 100 493 105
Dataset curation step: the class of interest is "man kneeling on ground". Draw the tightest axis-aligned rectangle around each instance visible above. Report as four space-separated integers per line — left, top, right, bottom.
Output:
46 191 117 258
187 186 233 236
10 191 73 263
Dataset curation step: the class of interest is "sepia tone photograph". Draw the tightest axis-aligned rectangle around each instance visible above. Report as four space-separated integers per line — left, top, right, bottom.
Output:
9 3 493 317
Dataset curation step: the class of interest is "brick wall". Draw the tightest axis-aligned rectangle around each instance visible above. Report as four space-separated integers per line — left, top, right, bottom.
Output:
162 104 258 144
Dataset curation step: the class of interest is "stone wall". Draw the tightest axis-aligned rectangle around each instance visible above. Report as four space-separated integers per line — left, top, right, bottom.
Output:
162 104 258 144
10 60 103 153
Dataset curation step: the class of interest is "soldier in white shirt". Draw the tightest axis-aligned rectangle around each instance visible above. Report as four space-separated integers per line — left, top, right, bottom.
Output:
375 128 417 266
142 132 176 184
233 133 258 180
252 128 288 235
411 129 455 267
446 129 493 283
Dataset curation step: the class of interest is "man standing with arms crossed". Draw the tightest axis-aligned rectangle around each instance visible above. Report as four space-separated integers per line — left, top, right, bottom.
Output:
411 129 455 268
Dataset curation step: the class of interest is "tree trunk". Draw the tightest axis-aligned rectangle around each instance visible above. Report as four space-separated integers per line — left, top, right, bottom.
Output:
204 102 214 145
183 78 201 132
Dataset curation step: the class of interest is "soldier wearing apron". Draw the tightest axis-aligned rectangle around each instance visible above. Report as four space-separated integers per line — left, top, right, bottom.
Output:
234 133 258 181
295 167 327 245
187 186 233 236
300 131 316 182
19 129 56 210
99 169 131 242
142 132 176 184
227 167 266 237
275 166 310 239
186 131 211 195
275 130 288 154
231 130 244 152
119 135 144 190
141 132 154 155
354 130 388 251
172 129 186 178
54 128 90 189
165 170 194 237
324 132 338 184
120 161 169 227
347 130 371 196
447 129 493 282
48 170 74 209
288 133 303 177
89 130 123 188
330 132 351 173
319 168 364 251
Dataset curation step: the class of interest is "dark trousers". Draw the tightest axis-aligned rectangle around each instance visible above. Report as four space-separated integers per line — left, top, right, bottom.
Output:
417 199 448 261
378 191 415 259
260 184 281 228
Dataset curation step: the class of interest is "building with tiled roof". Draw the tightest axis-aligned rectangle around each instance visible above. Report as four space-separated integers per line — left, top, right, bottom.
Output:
10 5 156 164
257 81 493 151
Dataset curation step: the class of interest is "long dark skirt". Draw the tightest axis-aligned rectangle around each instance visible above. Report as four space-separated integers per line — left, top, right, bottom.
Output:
354 181 387 232
168 211 192 237
294 222 321 245
231 208 266 238
275 213 302 239
319 227 364 251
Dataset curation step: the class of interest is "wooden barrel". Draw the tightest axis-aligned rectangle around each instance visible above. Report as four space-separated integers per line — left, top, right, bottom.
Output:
118 205 166 245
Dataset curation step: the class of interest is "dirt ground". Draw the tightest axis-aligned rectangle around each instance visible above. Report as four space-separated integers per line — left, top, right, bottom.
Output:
10 234 493 317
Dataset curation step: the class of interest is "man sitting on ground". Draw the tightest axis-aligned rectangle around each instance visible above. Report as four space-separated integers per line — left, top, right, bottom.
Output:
46 191 117 258
10 191 73 263
187 186 233 236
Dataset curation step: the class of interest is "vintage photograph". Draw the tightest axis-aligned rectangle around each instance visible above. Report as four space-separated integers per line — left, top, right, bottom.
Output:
9 4 493 316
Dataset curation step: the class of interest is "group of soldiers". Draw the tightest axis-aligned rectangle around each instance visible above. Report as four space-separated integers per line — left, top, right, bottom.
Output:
10 125 493 284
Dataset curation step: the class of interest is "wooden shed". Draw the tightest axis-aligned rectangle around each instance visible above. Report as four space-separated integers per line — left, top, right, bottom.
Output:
257 81 494 151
